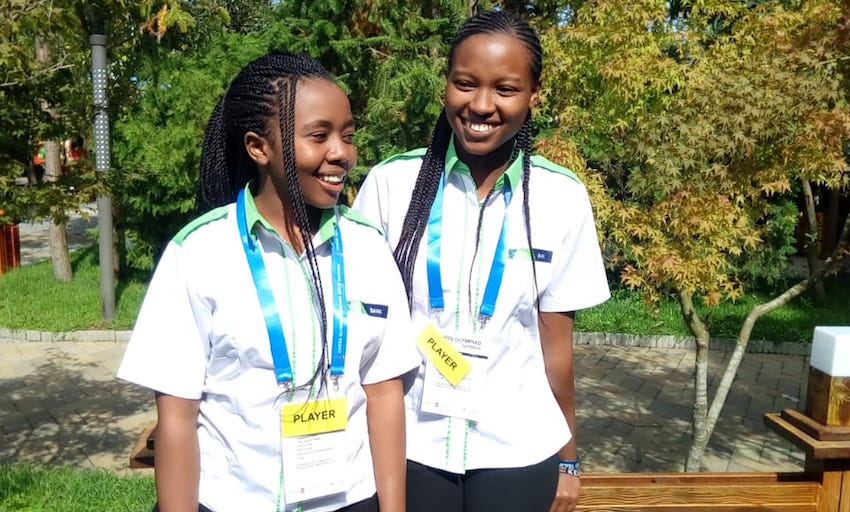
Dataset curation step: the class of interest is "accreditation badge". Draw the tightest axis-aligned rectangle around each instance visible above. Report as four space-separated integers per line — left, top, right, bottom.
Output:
280 391 348 503
417 324 488 421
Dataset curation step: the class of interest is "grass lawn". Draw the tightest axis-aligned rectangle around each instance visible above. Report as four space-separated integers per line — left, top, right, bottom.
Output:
576 274 850 343
0 246 147 331
0 464 154 512
0 243 847 341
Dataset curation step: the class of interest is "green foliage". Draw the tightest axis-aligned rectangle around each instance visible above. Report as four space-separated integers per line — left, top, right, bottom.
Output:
0 245 145 331
576 273 850 343
113 26 303 270
0 463 154 512
539 0 850 308
730 198 800 288
113 0 463 269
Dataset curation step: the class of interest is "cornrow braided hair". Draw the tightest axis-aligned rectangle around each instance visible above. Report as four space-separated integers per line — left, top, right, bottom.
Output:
197 49 335 392
394 10 543 302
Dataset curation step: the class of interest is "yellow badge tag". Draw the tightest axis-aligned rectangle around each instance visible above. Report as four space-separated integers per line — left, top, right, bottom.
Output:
415 324 472 386
281 397 348 438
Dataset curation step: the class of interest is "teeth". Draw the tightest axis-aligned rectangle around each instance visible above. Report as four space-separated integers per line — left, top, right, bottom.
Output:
319 175 344 184
468 122 493 133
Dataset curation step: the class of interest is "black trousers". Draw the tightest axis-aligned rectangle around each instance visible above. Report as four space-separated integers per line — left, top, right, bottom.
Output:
406 456 559 512
152 494 377 512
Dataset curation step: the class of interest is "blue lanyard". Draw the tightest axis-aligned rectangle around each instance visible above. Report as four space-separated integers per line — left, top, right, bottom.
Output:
426 173 511 322
236 189 347 387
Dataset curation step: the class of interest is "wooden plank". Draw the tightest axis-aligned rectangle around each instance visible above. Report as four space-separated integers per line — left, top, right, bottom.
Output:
840 469 850 512
765 413 850 459
581 472 814 486
129 422 156 469
782 409 850 442
579 479 820 511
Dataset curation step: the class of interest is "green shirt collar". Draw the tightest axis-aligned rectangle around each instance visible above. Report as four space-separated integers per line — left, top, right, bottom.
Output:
445 135 524 192
242 183 337 248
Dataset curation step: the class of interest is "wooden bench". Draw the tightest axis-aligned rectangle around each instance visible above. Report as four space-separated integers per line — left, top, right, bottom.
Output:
129 421 156 469
131 406 849 511
579 472 823 511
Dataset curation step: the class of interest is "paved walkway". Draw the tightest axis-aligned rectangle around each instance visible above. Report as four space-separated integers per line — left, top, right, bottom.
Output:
1 209 809 474
0 341 807 474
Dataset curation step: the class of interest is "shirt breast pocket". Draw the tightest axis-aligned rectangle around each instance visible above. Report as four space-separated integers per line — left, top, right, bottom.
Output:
346 300 391 362
504 246 556 319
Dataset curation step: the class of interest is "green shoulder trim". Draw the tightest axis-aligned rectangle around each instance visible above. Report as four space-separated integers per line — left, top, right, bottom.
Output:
172 206 229 246
375 148 427 167
531 155 582 184
339 205 383 236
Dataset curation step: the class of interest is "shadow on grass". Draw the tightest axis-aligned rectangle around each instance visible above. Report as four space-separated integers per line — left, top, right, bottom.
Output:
0 344 153 470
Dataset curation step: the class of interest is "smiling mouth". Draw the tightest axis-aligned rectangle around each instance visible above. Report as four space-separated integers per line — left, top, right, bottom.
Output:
465 120 498 133
317 174 345 185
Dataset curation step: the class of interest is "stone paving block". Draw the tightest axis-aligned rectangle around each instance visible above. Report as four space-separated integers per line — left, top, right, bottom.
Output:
115 330 132 342
70 330 115 342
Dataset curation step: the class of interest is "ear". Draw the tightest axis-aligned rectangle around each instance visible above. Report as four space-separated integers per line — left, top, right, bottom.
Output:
529 87 540 110
244 131 272 167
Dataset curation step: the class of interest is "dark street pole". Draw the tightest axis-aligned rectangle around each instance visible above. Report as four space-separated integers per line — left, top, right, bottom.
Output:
90 32 115 321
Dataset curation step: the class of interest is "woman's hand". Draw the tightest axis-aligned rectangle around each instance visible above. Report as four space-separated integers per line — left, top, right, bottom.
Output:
549 473 580 512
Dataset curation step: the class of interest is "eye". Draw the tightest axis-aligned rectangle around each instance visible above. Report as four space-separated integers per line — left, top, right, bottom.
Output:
342 132 355 144
497 86 518 96
454 80 475 91
310 132 328 141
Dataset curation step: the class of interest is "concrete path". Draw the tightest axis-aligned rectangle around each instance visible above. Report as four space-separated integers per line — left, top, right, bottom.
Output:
0 340 806 474
1 209 808 474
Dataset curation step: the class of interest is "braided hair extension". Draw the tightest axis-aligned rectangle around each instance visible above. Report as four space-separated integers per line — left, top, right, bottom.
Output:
393 10 544 303
197 50 336 392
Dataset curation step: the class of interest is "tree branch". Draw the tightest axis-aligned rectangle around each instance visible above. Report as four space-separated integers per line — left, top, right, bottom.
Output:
0 63 75 89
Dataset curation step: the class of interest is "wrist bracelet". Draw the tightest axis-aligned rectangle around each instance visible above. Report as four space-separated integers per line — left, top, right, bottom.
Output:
558 459 580 477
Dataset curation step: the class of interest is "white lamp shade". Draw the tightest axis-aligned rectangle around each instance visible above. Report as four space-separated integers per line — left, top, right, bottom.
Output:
811 326 850 377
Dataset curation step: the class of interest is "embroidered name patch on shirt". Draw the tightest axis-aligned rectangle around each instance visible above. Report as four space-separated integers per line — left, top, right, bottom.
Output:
361 302 389 318
508 248 553 262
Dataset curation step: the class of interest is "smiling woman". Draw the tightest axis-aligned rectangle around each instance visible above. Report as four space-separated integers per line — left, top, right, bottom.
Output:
353 10 610 512
116 49 420 512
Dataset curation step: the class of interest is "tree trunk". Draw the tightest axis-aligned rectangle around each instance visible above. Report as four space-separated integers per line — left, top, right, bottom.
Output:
824 187 840 255
35 36 72 281
680 214 850 471
801 179 826 301
678 291 711 472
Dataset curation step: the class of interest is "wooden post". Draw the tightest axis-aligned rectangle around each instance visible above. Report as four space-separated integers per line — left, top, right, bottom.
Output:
0 223 21 275
765 327 850 512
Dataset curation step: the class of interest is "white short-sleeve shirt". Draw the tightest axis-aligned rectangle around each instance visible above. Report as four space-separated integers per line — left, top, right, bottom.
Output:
117 191 421 511
353 137 610 473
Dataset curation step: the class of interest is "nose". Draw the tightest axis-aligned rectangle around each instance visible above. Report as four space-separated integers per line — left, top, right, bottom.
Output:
469 87 495 116
327 135 354 169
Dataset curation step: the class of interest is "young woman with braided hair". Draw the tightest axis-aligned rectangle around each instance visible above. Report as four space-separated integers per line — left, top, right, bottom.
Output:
118 49 420 512
353 10 609 512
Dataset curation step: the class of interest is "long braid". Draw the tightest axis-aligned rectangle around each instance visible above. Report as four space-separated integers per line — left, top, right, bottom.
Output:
197 97 230 212
393 111 452 300
197 49 335 391
516 112 539 295
276 77 329 390
394 10 543 303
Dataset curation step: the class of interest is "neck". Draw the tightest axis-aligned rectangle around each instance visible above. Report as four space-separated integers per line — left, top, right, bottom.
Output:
459 140 515 201
253 180 320 255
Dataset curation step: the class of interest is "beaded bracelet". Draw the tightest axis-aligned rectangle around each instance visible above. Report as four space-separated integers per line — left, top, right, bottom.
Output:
558 459 580 477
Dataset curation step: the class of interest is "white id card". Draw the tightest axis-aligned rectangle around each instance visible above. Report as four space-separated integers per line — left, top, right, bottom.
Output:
420 330 488 421
280 392 348 503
